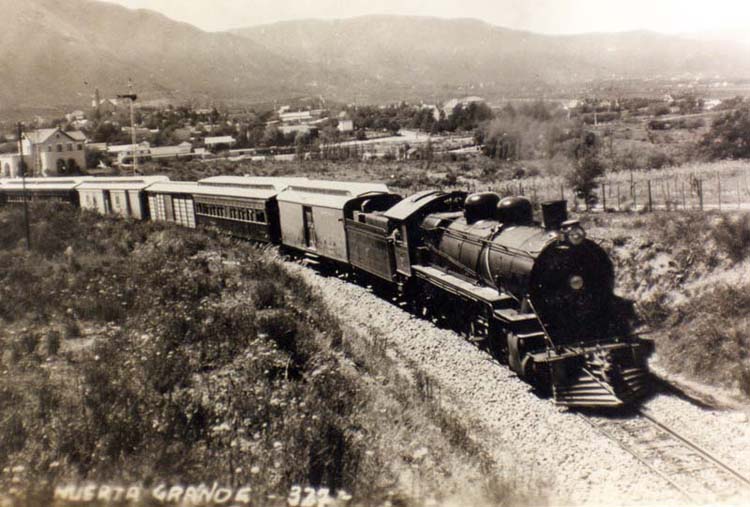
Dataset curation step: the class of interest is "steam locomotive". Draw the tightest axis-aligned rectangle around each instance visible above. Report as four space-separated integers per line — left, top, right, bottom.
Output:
0 175 653 407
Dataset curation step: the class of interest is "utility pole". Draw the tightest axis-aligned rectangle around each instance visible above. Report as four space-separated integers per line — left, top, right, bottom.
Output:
16 123 31 250
118 80 138 175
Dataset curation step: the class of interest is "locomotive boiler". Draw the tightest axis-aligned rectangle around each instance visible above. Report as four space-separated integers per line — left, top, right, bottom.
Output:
418 193 653 406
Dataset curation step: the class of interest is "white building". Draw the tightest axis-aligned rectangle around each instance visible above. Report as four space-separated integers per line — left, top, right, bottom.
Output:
0 153 23 178
204 136 236 150
337 119 354 133
443 96 486 116
11 128 88 176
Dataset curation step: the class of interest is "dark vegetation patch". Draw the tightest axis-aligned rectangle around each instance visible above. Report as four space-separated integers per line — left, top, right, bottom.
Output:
0 203 531 506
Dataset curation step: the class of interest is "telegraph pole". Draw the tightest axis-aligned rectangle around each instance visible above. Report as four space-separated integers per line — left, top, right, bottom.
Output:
117 80 138 175
16 123 31 250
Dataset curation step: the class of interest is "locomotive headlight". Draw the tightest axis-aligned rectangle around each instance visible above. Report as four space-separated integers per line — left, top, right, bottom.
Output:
569 275 584 290
566 226 586 246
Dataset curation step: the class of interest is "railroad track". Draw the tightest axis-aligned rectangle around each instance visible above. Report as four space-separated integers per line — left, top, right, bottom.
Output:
579 408 750 505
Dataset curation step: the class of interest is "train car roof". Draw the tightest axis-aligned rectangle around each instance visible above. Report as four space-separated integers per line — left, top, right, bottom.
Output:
198 176 309 192
145 181 278 200
277 180 391 210
0 177 96 191
77 175 169 191
383 190 464 221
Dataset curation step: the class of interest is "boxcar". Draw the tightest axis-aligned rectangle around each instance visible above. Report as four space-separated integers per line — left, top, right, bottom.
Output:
0 177 95 206
146 181 285 242
276 180 396 263
77 176 168 219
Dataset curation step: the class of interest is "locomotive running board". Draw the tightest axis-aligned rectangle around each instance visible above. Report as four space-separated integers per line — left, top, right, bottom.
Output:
411 265 513 308
553 366 652 407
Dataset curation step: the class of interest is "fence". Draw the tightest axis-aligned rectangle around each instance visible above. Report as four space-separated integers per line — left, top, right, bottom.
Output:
484 161 750 213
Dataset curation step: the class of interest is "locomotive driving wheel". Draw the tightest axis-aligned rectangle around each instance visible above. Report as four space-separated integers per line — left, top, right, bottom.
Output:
508 332 532 380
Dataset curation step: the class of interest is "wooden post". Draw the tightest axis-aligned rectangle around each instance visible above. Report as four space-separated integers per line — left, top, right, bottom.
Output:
601 182 606 211
681 180 686 209
16 123 31 250
560 183 564 200
737 174 742 209
633 180 637 211
617 182 621 211
647 180 653 212
699 179 704 211
717 172 722 211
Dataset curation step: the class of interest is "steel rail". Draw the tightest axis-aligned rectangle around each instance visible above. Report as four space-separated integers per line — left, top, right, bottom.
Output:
639 408 750 489
580 408 750 505
577 413 702 505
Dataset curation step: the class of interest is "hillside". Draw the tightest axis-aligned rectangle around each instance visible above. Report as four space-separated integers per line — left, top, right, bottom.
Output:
3 2 750 110
0 0 338 110
234 16 750 97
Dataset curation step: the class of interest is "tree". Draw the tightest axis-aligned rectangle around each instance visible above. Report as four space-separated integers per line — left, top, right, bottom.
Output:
698 107 750 160
566 131 604 209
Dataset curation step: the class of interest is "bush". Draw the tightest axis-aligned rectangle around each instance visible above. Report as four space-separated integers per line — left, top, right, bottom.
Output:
699 107 750 160
712 214 750 263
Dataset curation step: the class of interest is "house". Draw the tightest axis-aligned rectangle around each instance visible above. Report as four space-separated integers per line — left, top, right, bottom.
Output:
92 98 122 116
0 153 23 178
149 142 193 159
704 99 722 110
443 96 485 116
108 142 151 165
420 105 442 122
65 110 86 122
279 124 316 136
20 128 88 176
280 111 313 123
204 136 236 151
337 119 354 133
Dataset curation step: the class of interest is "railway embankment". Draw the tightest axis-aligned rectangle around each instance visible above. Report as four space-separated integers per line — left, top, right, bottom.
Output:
583 211 750 403
290 250 750 506
0 203 528 506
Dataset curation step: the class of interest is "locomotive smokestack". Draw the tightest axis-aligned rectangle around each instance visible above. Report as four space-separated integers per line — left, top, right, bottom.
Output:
541 200 568 230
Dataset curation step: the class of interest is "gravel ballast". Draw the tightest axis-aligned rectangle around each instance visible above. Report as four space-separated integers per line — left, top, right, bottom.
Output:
289 262 750 507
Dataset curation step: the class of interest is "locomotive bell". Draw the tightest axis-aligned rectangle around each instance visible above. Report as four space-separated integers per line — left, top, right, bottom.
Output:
464 192 501 224
496 196 533 224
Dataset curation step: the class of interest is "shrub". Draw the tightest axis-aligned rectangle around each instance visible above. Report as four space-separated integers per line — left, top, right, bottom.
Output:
711 214 750 263
699 107 750 160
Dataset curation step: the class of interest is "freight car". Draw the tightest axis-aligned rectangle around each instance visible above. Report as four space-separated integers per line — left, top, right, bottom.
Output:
77 176 168 219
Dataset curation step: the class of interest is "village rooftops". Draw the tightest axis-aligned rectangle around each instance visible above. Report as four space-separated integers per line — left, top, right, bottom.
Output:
23 128 87 144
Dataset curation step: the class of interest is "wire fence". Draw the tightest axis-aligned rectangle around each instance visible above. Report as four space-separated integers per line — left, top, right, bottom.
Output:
486 161 750 213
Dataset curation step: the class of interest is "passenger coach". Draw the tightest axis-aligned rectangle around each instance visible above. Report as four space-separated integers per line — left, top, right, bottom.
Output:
145 181 288 242
0 177 95 206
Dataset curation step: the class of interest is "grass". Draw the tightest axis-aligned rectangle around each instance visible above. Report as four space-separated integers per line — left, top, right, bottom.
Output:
0 203 537 506
583 210 750 396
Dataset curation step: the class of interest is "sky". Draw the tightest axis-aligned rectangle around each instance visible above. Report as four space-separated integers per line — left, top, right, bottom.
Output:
106 0 750 37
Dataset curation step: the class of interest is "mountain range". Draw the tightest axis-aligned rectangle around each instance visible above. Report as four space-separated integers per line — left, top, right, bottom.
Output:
2 0 750 111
